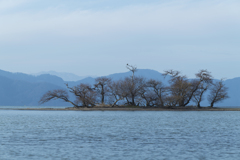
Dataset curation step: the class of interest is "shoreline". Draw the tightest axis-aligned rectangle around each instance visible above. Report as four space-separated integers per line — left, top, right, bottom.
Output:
1 107 240 111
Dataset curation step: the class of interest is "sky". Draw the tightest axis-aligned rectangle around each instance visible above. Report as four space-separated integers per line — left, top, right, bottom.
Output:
0 0 240 79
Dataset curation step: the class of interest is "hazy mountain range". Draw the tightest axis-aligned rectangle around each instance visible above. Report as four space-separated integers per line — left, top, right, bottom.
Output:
33 71 87 81
0 69 239 107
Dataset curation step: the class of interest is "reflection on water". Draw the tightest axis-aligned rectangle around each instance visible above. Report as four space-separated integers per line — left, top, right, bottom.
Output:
0 111 240 159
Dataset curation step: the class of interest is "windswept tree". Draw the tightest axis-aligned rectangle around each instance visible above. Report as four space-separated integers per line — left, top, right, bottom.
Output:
163 69 214 107
195 69 213 82
193 84 209 108
39 83 97 108
108 80 128 107
193 70 213 107
124 64 146 106
39 89 79 107
122 76 146 106
94 77 111 104
67 83 97 107
164 70 194 107
140 88 158 107
208 79 229 108
143 79 167 107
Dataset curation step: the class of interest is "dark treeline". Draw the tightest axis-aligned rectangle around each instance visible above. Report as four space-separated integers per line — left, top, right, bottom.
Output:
39 64 229 108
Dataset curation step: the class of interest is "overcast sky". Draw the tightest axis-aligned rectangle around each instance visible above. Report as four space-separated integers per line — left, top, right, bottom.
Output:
0 0 240 79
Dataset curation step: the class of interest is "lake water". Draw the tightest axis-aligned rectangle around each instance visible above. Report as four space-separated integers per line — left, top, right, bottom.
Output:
0 106 67 109
0 110 240 159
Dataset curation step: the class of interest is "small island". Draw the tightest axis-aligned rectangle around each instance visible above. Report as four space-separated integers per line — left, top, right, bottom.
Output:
38 65 229 111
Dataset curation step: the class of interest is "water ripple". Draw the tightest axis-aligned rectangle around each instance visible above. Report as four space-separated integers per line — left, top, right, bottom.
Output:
0 111 240 159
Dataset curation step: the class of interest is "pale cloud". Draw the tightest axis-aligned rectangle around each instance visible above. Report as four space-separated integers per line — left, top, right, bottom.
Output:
0 0 240 78
0 0 240 43
0 0 29 11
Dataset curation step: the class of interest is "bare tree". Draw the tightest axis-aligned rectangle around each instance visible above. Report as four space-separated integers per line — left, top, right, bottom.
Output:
122 76 146 106
39 89 79 107
108 80 128 107
67 83 97 107
140 88 158 107
164 70 194 107
193 83 209 108
195 69 213 83
163 69 213 107
193 70 213 107
94 77 111 105
208 79 229 108
145 79 167 107
164 94 179 107
125 64 147 106
180 70 212 107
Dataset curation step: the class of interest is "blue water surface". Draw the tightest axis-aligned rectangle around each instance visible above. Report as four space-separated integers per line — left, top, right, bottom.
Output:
0 110 240 159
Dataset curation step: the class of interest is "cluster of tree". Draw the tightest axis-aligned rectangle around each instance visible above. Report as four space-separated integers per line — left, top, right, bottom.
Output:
39 65 229 108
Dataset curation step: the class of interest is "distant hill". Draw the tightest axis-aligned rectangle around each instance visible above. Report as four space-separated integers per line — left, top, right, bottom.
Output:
33 71 86 81
0 69 65 88
67 69 170 87
0 75 68 106
108 69 169 81
218 77 240 107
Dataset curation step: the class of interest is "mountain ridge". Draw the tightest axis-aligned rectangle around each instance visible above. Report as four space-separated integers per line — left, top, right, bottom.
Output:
33 71 86 81
0 69 238 107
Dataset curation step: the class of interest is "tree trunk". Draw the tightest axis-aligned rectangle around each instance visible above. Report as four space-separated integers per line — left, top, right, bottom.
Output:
67 100 79 108
111 98 124 107
210 102 214 108
197 102 201 108
101 86 104 104
132 95 135 106
101 95 104 104
197 96 202 108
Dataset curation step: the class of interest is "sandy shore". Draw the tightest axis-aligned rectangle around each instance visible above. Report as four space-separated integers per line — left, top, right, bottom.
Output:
3 107 240 111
